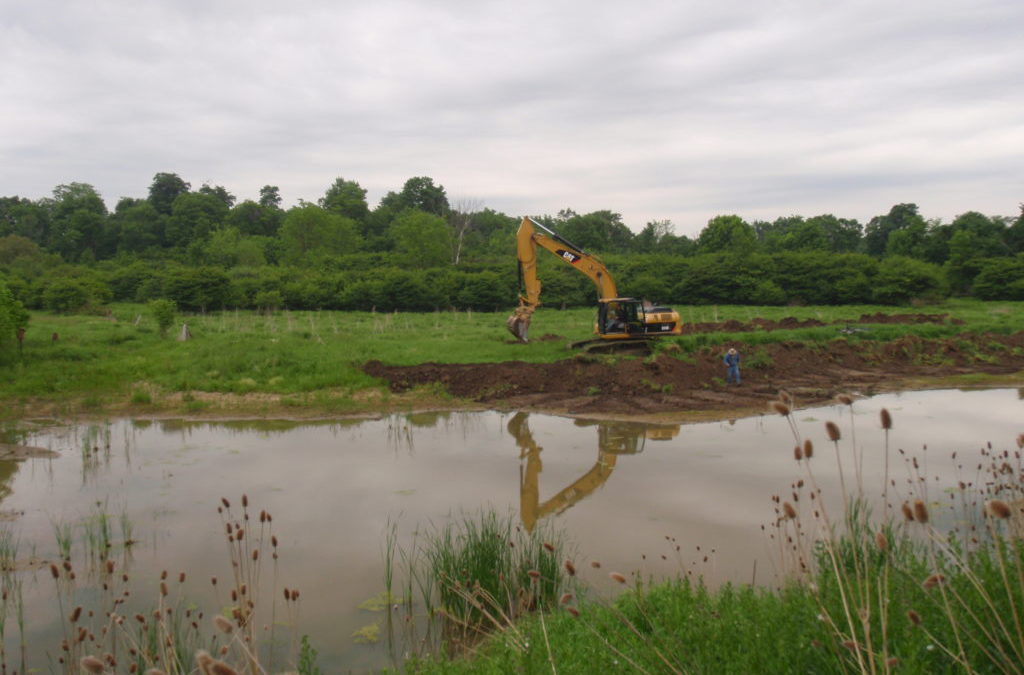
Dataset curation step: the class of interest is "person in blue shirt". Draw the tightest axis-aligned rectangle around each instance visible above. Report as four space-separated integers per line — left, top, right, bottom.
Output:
723 348 741 385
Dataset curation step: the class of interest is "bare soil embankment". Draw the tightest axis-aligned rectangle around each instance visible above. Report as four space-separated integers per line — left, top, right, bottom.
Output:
364 323 1024 419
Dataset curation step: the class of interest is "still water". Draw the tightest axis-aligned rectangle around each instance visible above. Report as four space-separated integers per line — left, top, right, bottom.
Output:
3 388 1023 670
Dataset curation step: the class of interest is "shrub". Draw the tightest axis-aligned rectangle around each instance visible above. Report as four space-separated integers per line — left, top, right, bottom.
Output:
148 298 177 337
872 255 946 304
972 256 1024 300
41 278 93 313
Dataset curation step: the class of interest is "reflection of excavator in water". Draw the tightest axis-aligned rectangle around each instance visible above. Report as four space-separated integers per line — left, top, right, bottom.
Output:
506 217 683 351
510 412 680 532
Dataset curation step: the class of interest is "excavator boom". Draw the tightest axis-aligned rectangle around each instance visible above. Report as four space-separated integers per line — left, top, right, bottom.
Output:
507 216 682 344
508 217 618 343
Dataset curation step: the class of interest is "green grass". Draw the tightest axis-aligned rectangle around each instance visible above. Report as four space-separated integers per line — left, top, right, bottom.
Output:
2 300 1023 417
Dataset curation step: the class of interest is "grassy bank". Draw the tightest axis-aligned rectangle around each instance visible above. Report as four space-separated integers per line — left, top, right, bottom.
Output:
1 300 1023 419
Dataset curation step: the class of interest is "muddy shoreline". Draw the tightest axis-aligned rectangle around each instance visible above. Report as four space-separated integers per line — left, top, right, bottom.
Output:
363 331 1024 421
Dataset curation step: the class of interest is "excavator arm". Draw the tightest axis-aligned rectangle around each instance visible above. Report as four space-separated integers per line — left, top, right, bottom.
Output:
507 217 619 342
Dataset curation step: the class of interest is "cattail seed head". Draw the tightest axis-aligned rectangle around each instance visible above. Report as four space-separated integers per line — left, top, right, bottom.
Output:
560 593 573 605
609 572 627 584
527 569 541 579
252 550 259 561
880 408 892 430
590 561 601 569
922 573 945 590
564 560 576 576
209 663 239 675
875 532 888 552
235 529 244 541
783 502 798 519
901 502 914 521
221 498 230 509
842 640 857 651
213 616 234 634
195 651 214 675
81 656 106 674
290 589 299 601
793 445 803 461
913 500 929 524
566 606 579 617
778 390 792 404
825 421 841 442
106 560 115 575
70 606 82 623
50 563 60 579
283 588 290 602
542 541 555 553
160 582 168 597
803 439 813 459
241 494 248 508
986 499 1012 519
771 401 791 416
907 609 922 625
179 572 185 583
837 394 854 405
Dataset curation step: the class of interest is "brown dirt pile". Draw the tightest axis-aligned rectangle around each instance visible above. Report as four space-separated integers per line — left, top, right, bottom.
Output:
678 312 963 334
363 332 1024 417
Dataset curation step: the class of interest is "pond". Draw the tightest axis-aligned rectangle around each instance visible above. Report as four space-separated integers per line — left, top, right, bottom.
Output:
2 387 1022 671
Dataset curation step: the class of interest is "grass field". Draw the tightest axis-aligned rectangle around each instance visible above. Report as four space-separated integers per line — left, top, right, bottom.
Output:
2 299 1023 419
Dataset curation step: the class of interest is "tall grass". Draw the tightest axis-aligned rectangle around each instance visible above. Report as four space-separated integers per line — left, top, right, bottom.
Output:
0 493 312 675
384 509 576 662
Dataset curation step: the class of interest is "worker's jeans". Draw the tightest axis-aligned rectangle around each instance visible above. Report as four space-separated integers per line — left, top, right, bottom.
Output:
726 366 741 384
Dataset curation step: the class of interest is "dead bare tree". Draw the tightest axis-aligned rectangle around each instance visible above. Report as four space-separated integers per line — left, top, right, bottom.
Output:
449 198 483 265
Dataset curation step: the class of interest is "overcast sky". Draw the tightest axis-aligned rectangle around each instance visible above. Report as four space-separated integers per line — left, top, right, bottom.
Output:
1 0 1021 236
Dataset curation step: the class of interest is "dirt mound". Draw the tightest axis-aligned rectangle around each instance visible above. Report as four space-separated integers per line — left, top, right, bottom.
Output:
679 313 960 335
856 312 964 325
363 332 1024 417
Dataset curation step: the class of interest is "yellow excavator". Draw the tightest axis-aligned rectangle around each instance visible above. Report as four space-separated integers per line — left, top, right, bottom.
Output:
506 217 682 350
510 412 679 532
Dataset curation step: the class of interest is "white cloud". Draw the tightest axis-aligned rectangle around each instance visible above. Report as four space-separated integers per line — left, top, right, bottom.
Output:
0 0 1021 235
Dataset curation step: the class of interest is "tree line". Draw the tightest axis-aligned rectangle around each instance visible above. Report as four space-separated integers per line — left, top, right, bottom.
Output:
1 173 1024 330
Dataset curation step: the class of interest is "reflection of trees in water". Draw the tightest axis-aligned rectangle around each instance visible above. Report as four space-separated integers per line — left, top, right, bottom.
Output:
388 411 489 454
510 412 680 532
148 418 366 437
0 460 19 505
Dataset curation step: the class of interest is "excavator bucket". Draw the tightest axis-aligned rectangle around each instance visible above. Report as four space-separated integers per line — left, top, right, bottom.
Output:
506 305 534 343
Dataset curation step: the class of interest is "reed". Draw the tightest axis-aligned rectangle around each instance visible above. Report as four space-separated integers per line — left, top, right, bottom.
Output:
770 400 1024 674
384 508 575 660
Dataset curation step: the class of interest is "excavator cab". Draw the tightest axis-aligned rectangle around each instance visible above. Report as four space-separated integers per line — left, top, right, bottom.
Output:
597 299 644 337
